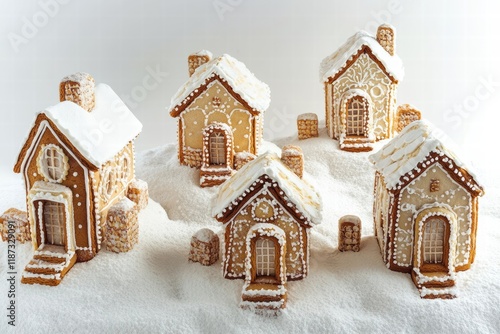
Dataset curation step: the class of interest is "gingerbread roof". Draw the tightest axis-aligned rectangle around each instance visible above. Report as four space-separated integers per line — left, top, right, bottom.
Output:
212 153 322 225
15 83 142 170
320 30 404 83
168 54 271 116
369 120 484 195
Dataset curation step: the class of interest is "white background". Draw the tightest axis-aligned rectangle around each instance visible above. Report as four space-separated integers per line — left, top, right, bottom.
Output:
1 0 498 178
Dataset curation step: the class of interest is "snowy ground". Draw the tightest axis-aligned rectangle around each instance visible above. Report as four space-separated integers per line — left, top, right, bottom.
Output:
1 129 499 333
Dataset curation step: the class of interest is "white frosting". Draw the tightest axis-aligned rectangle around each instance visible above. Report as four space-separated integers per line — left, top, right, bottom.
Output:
193 228 216 243
320 30 404 82
369 120 483 192
168 54 271 113
111 197 137 212
212 153 322 224
40 83 142 168
297 113 318 121
339 215 361 226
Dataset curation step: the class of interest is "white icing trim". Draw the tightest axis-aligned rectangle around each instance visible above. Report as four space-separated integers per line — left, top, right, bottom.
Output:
21 121 92 252
244 223 287 285
28 181 76 252
412 204 458 285
36 144 69 183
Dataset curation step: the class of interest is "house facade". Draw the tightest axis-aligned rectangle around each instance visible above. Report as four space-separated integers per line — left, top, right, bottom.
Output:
320 24 404 151
168 51 271 187
14 73 143 285
369 120 484 298
212 153 322 309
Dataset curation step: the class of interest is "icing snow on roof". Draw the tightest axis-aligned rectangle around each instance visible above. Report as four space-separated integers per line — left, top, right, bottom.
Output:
168 54 271 113
369 120 482 190
320 30 404 82
212 153 322 224
43 83 142 168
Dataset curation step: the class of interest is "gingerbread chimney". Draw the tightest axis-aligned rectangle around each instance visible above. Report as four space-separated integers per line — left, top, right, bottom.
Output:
188 50 213 76
281 145 304 179
376 24 396 56
59 72 95 112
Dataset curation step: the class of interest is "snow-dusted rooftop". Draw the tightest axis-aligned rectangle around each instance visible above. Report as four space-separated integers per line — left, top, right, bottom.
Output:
369 120 482 192
320 30 404 82
168 54 271 114
41 83 142 168
212 153 322 224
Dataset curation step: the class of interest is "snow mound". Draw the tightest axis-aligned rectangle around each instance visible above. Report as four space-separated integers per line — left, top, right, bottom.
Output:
0 128 498 332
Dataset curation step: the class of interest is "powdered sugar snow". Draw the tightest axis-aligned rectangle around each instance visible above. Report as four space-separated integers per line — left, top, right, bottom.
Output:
0 128 498 333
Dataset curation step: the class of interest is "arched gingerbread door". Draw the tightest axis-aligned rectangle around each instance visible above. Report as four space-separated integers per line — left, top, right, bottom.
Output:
255 237 277 281
208 132 226 165
346 96 369 138
43 201 66 246
419 216 450 273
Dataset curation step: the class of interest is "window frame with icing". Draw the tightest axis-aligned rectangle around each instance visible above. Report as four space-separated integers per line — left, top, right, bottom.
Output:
38 144 69 183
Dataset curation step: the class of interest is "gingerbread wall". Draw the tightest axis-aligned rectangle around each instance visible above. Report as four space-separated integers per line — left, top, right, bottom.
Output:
179 80 260 167
375 163 473 271
21 118 94 261
90 142 136 252
328 52 397 141
223 192 309 280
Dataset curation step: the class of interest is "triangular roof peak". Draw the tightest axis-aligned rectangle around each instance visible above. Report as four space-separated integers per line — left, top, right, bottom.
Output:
168 54 271 116
212 153 322 225
15 83 142 171
369 120 484 195
320 29 404 83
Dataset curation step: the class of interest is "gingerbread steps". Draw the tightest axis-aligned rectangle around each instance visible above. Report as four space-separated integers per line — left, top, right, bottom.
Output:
21 245 76 286
241 283 287 310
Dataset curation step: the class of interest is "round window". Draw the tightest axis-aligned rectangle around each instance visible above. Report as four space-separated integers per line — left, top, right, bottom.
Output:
38 144 69 183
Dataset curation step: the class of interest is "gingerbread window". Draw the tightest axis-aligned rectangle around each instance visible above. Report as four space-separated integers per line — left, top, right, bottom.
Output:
38 144 69 183
101 168 116 200
430 179 440 192
121 154 129 181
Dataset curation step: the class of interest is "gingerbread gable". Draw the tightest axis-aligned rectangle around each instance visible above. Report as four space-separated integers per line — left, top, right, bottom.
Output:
15 84 142 171
369 120 483 195
168 54 271 116
212 153 322 225
320 30 404 83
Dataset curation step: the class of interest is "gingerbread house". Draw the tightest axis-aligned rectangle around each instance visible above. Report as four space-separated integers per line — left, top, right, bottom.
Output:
168 51 271 187
13 73 144 286
212 153 322 309
320 24 404 151
369 120 484 299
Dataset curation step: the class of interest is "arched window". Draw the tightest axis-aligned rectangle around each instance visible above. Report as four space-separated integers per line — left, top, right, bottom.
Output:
122 156 129 181
106 171 115 197
209 132 226 165
346 97 368 136
39 145 68 183
255 238 276 277
423 217 446 265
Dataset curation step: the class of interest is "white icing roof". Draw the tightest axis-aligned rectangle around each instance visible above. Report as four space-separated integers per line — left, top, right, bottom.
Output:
212 153 322 224
369 120 482 191
168 54 271 113
320 30 404 82
42 83 142 168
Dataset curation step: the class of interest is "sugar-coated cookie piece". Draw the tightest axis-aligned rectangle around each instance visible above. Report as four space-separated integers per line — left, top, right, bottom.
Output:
297 113 319 140
189 228 219 266
338 215 361 252
0 208 30 243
